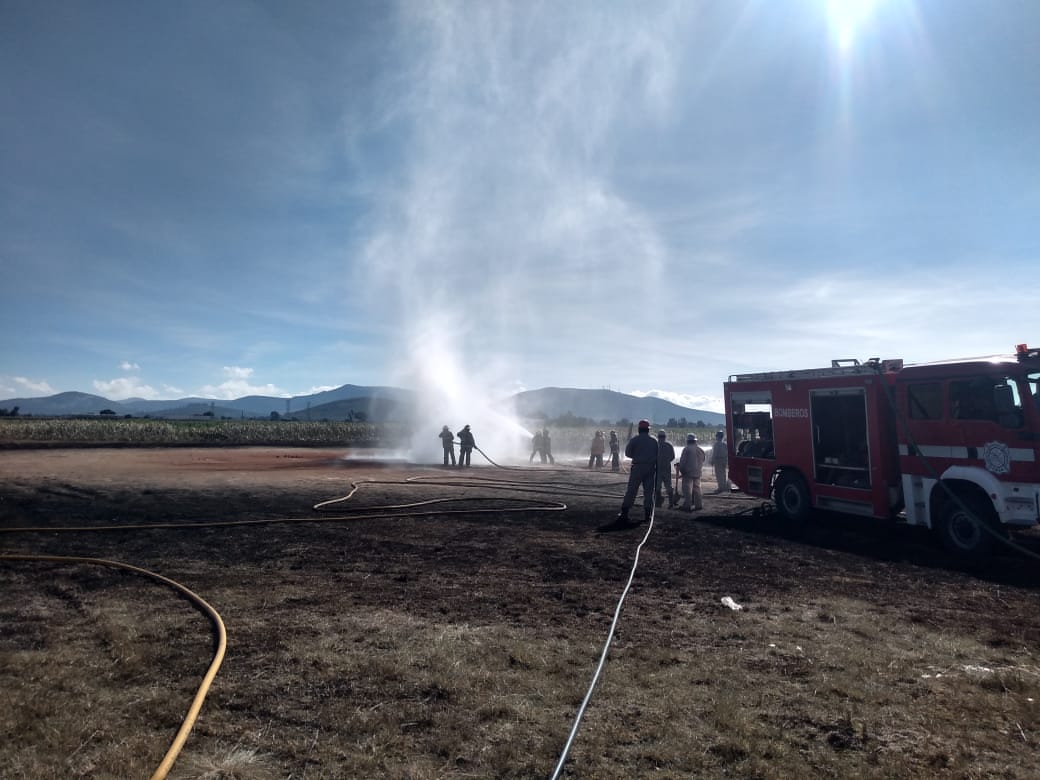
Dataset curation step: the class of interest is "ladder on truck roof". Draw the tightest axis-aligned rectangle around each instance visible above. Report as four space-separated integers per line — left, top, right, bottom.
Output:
728 357 902 384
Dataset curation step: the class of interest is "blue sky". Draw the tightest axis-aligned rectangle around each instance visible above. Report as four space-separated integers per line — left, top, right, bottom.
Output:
2 0 1038 414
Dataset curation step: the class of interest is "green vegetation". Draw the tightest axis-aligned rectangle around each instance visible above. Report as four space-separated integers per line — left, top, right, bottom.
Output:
0 418 404 448
0 417 725 453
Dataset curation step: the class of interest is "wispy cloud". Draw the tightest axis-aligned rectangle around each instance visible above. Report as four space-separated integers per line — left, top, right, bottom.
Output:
92 377 159 400
197 366 287 400
4 376 56 397
630 389 725 415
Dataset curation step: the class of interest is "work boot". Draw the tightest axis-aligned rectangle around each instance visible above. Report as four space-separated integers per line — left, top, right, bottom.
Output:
643 507 653 524
668 493 679 509
597 509 634 532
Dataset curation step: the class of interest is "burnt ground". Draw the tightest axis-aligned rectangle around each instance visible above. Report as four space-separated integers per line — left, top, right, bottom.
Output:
2 447 1039 779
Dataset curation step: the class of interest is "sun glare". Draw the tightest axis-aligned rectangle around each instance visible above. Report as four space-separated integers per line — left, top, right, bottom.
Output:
827 0 879 53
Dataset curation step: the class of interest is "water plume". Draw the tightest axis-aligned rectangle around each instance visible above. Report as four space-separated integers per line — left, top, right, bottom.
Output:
355 2 684 464
396 315 531 464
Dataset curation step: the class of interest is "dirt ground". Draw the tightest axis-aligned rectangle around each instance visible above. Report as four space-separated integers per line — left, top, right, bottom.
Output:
2 447 1039 779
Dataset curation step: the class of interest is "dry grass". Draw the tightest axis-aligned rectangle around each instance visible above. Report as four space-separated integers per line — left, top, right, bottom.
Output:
5 568 1038 778
2 454 1039 778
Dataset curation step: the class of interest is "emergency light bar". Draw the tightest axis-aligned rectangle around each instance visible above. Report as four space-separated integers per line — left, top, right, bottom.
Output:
1016 343 1040 361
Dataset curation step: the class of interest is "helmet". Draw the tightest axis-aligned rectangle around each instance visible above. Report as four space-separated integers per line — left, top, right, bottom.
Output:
657 430 667 438
638 419 651 430
716 431 724 439
687 433 697 442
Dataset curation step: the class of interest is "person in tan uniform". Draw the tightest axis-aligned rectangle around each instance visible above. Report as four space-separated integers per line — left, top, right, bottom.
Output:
678 433 705 511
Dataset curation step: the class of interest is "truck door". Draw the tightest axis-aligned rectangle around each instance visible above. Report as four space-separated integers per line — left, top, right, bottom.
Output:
810 388 870 489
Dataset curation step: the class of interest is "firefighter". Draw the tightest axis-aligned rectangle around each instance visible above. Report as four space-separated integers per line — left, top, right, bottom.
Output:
709 430 729 492
457 424 475 467
678 433 706 511
588 430 605 469
439 425 456 467
528 429 543 463
655 430 678 508
542 427 555 464
599 419 658 531
609 430 620 471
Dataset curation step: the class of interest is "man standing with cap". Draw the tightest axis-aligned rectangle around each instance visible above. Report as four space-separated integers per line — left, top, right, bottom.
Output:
655 430 678 509
599 419 658 531
678 433 706 511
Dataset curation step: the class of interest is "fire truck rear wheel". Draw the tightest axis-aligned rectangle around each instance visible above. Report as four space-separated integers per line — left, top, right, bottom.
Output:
937 496 998 559
774 472 811 524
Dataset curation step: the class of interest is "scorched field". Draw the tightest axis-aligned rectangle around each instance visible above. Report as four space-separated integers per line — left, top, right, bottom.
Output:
1 447 1039 779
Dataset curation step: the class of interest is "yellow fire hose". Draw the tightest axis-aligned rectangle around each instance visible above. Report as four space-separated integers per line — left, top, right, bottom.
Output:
0 553 227 780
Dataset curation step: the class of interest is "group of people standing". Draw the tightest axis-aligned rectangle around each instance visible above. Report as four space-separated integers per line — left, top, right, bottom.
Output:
600 422 729 531
438 424 476 467
436 422 731 527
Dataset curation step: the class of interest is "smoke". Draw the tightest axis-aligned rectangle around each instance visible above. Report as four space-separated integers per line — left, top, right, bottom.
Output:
357 2 684 464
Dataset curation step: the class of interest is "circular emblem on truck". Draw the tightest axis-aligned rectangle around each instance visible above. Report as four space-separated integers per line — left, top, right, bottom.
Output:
983 441 1011 475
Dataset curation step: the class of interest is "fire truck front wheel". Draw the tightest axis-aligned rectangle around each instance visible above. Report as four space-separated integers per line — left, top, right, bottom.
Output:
936 496 1002 559
774 471 811 524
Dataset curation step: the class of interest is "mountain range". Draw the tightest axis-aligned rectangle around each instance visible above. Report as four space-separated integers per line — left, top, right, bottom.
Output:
0 385 724 426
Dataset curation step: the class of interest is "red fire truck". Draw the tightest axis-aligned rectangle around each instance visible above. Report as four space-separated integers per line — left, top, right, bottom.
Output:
724 345 1040 557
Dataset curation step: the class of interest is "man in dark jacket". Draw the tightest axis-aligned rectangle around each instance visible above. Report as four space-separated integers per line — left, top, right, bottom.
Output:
439 425 456 467
599 419 658 531
541 428 555 464
529 429 543 463
655 430 678 508
457 424 475 467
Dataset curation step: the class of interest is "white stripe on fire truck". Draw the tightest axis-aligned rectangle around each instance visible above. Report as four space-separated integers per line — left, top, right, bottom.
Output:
897 444 1036 462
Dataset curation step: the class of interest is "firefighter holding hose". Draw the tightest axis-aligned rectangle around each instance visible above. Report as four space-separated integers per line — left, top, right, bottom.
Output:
457 424 475 467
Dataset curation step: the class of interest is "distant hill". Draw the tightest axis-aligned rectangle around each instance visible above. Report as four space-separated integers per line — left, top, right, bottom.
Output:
115 384 414 418
288 396 413 423
0 391 130 416
0 385 720 425
137 402 257 420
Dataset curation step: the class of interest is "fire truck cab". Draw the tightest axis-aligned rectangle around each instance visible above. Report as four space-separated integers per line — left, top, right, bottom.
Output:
724 345 1040 557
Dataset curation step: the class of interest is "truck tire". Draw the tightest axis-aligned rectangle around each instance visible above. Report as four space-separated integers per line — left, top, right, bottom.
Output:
774 471 811 524
936 496 1000 560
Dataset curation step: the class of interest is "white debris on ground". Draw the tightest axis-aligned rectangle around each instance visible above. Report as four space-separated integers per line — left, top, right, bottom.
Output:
963 664 995 677
921 664 1002 680
720 596 743 611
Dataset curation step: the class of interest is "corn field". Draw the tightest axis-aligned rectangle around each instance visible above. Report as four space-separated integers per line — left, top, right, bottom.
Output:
0 418 407 447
